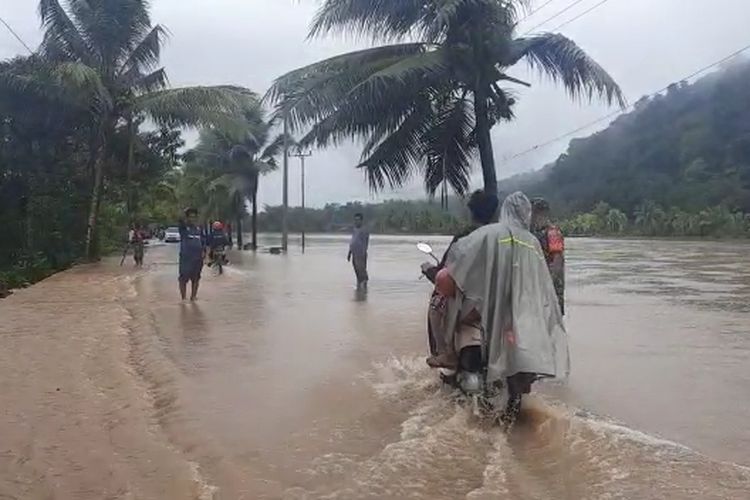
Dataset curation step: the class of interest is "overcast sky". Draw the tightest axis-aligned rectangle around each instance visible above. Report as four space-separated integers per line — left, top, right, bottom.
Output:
2 0 750 207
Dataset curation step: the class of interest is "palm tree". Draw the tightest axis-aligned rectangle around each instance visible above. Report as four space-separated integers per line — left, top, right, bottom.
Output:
268 0 624 199
634 200 666 235
35 0 250 258
188 101 285 250
604 208 628 234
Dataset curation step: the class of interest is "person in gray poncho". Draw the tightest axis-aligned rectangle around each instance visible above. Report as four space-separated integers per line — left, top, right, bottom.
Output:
437 191 570 387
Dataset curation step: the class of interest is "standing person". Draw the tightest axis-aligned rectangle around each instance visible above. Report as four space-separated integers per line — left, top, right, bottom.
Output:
347 213 369 289
178 208 206 301
131 223 146 267
531 198 566 315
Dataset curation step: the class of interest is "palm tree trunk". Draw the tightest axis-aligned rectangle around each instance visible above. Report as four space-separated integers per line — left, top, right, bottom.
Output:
85 152 105 260
252 180 258 251
473 85 498 198
126 116 136 220
236 213 244 250
236 195 244 249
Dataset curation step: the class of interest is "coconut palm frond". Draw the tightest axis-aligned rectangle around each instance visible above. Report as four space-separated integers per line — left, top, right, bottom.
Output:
267 43 427 128
423 94 475 196
118 24 168 76
309 0 428 41
38 0 93 63
508 33 625 107
356 100 435 191
136 86 250 134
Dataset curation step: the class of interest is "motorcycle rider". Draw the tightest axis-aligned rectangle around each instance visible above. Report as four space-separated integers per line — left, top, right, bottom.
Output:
207 221 229 266
424 190 498 369
429 192 569 392
531 198 565 315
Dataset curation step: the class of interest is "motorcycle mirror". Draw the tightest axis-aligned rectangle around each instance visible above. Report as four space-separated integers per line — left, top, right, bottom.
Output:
417 242 433 255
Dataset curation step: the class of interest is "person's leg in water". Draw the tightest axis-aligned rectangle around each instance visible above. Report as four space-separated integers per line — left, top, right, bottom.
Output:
179 278 188 301
352 253 369 288
189 259 202 301
190 277 200 301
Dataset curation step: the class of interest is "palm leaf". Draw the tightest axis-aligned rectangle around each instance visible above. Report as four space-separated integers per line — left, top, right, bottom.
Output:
423 94 475 196
136 86 250 134
309 0 429 41
52 61 113 113
357 100 434 191
118 24 168 77
38 0 94 63
507 34 625 107
267 43 427 128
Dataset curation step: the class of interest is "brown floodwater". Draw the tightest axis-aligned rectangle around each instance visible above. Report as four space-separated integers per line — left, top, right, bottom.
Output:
1 235 749 499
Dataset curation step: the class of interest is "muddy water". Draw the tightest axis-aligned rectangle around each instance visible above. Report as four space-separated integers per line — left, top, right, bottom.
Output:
1 236 749 499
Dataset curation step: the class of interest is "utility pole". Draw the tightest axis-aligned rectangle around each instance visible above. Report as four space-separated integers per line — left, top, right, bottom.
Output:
291 151 312 253
281 110 290 252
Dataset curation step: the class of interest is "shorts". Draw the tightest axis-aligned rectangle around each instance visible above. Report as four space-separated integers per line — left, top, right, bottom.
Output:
179 258 203 283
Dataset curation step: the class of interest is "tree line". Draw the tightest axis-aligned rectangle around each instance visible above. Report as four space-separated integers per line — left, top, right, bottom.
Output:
560 201 749 238
258 199 467 235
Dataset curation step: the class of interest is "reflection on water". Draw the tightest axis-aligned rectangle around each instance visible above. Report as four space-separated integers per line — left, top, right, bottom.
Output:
1 235 749 499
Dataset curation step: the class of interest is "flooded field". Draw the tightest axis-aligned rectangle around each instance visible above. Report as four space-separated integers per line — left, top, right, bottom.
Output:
1 236 749 499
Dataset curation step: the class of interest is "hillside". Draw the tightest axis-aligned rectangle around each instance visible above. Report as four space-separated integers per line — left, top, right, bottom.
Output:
500 58 750 217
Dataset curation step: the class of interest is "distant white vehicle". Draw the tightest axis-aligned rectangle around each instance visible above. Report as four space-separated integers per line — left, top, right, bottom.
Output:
164 226 181 243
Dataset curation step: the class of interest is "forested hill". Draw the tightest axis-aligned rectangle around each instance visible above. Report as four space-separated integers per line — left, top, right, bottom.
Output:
500 58 750 217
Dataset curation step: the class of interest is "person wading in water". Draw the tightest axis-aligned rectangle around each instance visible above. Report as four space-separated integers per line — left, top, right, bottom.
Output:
347 213 370 289
178 208 206 301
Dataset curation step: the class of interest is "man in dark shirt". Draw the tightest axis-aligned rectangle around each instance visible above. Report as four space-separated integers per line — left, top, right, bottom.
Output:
531 198 566 315
178 208 206 301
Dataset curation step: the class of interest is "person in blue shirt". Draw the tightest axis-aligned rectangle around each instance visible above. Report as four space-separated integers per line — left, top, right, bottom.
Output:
178 207 206 301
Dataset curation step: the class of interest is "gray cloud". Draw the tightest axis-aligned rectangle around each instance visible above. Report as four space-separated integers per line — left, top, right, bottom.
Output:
3 0 750 207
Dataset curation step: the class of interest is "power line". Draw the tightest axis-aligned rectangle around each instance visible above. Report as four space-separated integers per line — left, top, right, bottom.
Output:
501 41 750 165
547 0 616 33
517 0 559 24
0 15 33 54
522 0 589 35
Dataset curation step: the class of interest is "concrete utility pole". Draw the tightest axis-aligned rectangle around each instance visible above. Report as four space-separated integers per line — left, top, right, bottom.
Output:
291 151 312 253
282 111 290 252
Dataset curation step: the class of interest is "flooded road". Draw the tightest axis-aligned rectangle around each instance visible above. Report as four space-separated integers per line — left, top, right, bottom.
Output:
2 236 750 499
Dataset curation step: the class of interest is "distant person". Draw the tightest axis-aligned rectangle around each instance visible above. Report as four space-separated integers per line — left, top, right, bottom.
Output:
347 213 369 289
531 198 565 315
129 223 146 267
178 208 206 301
207 221 229 266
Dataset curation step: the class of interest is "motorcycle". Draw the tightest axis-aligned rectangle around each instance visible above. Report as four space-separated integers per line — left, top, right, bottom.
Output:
209 246 228 275
418 242 531 426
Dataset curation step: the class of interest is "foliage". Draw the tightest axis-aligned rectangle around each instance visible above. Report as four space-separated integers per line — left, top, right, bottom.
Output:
0 0 252 289
178 100 284 248
258 199 467 235
268 0 622 198
501 58 750 219
559 200 749 238
28 0 252 259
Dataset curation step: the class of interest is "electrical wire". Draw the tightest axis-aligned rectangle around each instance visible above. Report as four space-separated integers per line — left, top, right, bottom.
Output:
522 0 589 35
517 0 559 24
501 41 750 164
0 15 33 54
546 0 616 33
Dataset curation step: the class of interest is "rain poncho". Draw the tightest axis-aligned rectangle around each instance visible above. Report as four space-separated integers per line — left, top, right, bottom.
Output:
444 192 570 384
